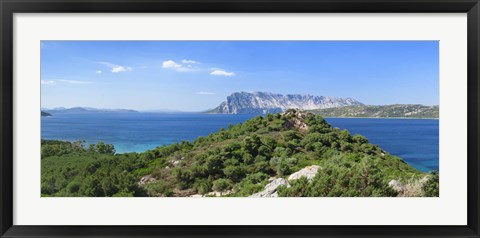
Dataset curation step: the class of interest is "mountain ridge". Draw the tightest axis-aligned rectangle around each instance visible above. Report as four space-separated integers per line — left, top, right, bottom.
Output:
207 91 364 114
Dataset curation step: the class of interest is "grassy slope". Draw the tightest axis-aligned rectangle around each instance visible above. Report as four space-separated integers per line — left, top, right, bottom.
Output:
309 104 439 118
41 110 432 197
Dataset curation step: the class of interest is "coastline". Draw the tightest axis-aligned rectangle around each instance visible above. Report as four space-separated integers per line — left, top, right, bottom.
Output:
41 112 439 172
204 112 438 120
323 116 439 120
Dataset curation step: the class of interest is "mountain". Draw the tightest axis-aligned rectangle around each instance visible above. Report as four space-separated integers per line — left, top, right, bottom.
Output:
310 104 439 119
41 109 438 197
44 107 138 114
41 111 52 117
206 92 364 114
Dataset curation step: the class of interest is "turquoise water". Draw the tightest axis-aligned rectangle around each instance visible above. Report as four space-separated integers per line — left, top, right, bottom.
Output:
41 113 438 172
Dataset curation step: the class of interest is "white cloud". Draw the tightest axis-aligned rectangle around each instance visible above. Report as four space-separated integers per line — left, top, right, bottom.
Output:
98 62 132 73
162 60 192 72
162 60 182 69
41 80 56 85
59 80 92 84
96 70 102 74
196 91 215 95
182 59 199 64
111 66 132 73
210 69 235 77
162 60 233 76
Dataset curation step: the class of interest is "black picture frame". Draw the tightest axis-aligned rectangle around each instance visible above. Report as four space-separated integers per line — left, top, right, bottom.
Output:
1 0 479 237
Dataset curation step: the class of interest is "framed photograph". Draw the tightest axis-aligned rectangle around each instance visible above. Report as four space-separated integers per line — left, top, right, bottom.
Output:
1 0 479 237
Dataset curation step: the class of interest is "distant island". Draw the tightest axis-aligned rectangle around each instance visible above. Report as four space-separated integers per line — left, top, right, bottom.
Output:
205 92 438 119
206 92 363 114
43 107 138 114
310 104 439 119
41 111 52 117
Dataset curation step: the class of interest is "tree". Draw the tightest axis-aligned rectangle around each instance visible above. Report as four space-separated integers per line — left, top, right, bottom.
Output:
223 165 246 182
339 130 352 142
352 134 368 144
269 157 297 176
193 179 211 194
95 141 116 154
212 178 233 192
423 171 439 197
283 130 300 141
243 135 262 156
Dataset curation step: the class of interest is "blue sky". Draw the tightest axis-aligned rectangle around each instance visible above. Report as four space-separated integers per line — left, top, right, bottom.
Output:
41 41 439 111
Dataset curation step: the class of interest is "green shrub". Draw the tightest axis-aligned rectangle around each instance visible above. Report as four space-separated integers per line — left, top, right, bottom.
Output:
193 179 211 194
212 178 233 192
423 171 439 197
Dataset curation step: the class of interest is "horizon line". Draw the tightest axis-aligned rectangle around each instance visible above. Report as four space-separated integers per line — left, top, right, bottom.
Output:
41 103 440 113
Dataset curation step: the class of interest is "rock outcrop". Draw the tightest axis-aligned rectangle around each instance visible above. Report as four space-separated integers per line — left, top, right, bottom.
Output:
250 178 290 197
388 180 405 193
138 175 156 185
282 109 310 132
389 176 431 197
287 165 321 181
250 165 321 197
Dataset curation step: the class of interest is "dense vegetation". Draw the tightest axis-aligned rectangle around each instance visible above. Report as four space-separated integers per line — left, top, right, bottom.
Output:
309 104 439 118
41 109 438 197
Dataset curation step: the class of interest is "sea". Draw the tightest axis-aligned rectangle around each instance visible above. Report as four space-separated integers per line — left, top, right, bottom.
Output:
41 113 439 172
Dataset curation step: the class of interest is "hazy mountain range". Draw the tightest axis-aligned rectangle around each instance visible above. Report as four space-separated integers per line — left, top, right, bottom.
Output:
43 107 138 114
42 92 438 118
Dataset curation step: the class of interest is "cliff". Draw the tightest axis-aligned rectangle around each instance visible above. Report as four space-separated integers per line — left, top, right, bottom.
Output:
207 92 363 114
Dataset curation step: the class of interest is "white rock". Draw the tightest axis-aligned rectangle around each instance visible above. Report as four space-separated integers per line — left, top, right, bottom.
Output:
138 175 156 185
388 179 405 193
189 194 204 198
288 165 320 181
207 190 233 197
250 178 290 197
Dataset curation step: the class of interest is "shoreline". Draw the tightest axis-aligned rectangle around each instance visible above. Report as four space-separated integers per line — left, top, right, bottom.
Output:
41 112 438 172
204 112 438 120
43 109 438 120
323 116 439 120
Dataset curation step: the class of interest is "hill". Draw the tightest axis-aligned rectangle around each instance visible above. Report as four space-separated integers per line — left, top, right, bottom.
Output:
206 92 363 114
41 109 438 197
310 104 439 118
41 111 52 117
